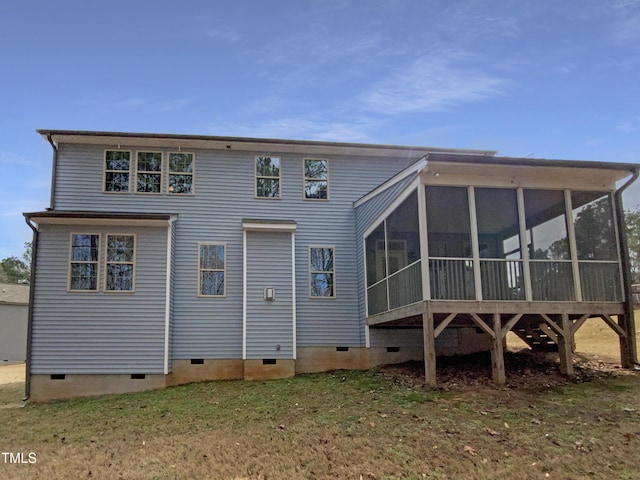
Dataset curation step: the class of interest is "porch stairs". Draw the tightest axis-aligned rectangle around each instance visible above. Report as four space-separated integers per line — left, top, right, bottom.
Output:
512 323 559 351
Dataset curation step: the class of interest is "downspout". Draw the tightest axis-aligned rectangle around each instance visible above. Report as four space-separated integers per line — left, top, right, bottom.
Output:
23 215 39 401
614 168 640 366
46 133 58 210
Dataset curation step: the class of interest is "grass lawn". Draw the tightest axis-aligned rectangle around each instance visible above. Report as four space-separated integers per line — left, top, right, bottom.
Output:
0 318 639 479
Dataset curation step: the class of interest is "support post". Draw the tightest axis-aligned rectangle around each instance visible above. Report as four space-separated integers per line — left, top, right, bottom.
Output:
557 313 574 376
423 305 437 388
490 312 506 385
617 314 634 368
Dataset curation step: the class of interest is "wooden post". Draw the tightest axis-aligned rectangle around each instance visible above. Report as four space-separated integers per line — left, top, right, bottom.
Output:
618 313 636 369
557 313 574 376
423 305 437 388
490 312 506 385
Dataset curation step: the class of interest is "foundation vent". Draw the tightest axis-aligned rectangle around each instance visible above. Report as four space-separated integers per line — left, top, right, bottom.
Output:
262 359 277 365
131 374 146 380
50 374 65 380
387 347 400 353
191 359 204 365
336 347 349 352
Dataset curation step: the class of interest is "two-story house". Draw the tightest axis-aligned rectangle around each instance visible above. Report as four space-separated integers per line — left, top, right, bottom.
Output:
24 130 639 400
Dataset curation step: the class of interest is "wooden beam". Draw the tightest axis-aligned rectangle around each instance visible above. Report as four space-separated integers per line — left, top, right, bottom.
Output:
367 301 427 326
469 313 496 339
491 312 506 385
434 313 457 338
423 306 437 389
600 314 627 338
500 313 523 339
570 314 590 336
557 313 574 376
538 323 559 344
540 314 564 338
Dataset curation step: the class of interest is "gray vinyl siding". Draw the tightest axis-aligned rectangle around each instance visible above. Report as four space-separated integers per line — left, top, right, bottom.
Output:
167 221 176 372
50 143 421 359
0 304 28 362
246 232 293 359
354 174 419 343
31 224 168 374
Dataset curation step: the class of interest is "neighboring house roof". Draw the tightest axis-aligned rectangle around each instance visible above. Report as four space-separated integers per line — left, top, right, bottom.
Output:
0 283 29 306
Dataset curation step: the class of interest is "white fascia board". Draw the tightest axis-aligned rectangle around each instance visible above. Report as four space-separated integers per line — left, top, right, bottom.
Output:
354 157 427 208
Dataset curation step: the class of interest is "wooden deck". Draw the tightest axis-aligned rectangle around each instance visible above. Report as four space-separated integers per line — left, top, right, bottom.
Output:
367 300 634 388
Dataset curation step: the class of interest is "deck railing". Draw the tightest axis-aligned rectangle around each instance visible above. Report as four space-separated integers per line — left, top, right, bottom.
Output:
579 262 621 302
429 258 475 300
480 259 525 300
530 261 575 301
367 258 623 317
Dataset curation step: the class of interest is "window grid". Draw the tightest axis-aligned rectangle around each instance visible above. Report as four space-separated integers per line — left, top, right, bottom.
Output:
256 156 281 198
68 233 101 292
105 235 136 292
168 152 194 195
303 158 328 200
136 151 163 194
104 150 131 193
309 246 335 298
198 243 226 297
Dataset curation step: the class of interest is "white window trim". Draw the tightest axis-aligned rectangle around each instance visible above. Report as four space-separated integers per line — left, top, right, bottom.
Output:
68 232 101 292
197 242 227 298
255 155 281 199
103 149 132 194
303 158 329 201
168 151 195 195
308 245 336 299
104 233 137 293
135 151 164 195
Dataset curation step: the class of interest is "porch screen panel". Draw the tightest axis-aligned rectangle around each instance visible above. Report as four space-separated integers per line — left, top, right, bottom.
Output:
425 186 475 300
524 189 574 301
475 188 524 300
365 222 388 314
571 191 621 301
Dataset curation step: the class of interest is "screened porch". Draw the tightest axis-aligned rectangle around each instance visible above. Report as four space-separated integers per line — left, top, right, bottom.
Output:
365 185 622 316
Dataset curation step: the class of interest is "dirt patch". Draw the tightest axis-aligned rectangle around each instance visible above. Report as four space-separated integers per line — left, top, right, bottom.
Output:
0 363 25 385
378 349 626 392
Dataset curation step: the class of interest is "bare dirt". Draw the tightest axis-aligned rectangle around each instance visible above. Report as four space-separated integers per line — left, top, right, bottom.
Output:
0 363 25 385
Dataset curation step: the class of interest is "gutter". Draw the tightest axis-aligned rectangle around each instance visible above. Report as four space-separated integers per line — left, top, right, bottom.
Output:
614 168 640 367
23 215 39 401
46 134 58 210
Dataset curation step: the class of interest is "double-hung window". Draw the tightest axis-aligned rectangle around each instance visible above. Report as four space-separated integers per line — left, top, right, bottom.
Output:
136 152 163 193
198 243 226 297
309 246 335 298
104 150 131 192
304 159 328 200
168 152 194 194
256 156 280 198
69 234 100 291
105 235 136 292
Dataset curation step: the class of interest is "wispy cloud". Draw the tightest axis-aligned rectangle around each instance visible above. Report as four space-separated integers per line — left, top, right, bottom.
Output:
81 95 192 113
207 115 380 143
618 116 640 133
204 26 240 44
361 53 506 114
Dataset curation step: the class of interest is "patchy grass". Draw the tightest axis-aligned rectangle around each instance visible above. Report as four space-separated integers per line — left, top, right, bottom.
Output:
1 368 639 479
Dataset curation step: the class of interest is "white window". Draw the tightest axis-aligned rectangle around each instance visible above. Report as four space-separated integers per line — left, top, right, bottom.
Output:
104 150 131 192
105 235 136 292
69 234 100 291
198 243 226 297
256 156 280 198
309 246 335 298
304 159 328 200
168 152 194 194
136 152 163 194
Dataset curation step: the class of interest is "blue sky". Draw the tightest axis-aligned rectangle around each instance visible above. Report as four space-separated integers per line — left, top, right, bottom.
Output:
1 0 640 259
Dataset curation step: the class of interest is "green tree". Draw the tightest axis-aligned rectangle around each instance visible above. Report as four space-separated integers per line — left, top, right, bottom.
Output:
0 241 32 284
626 208 640 283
